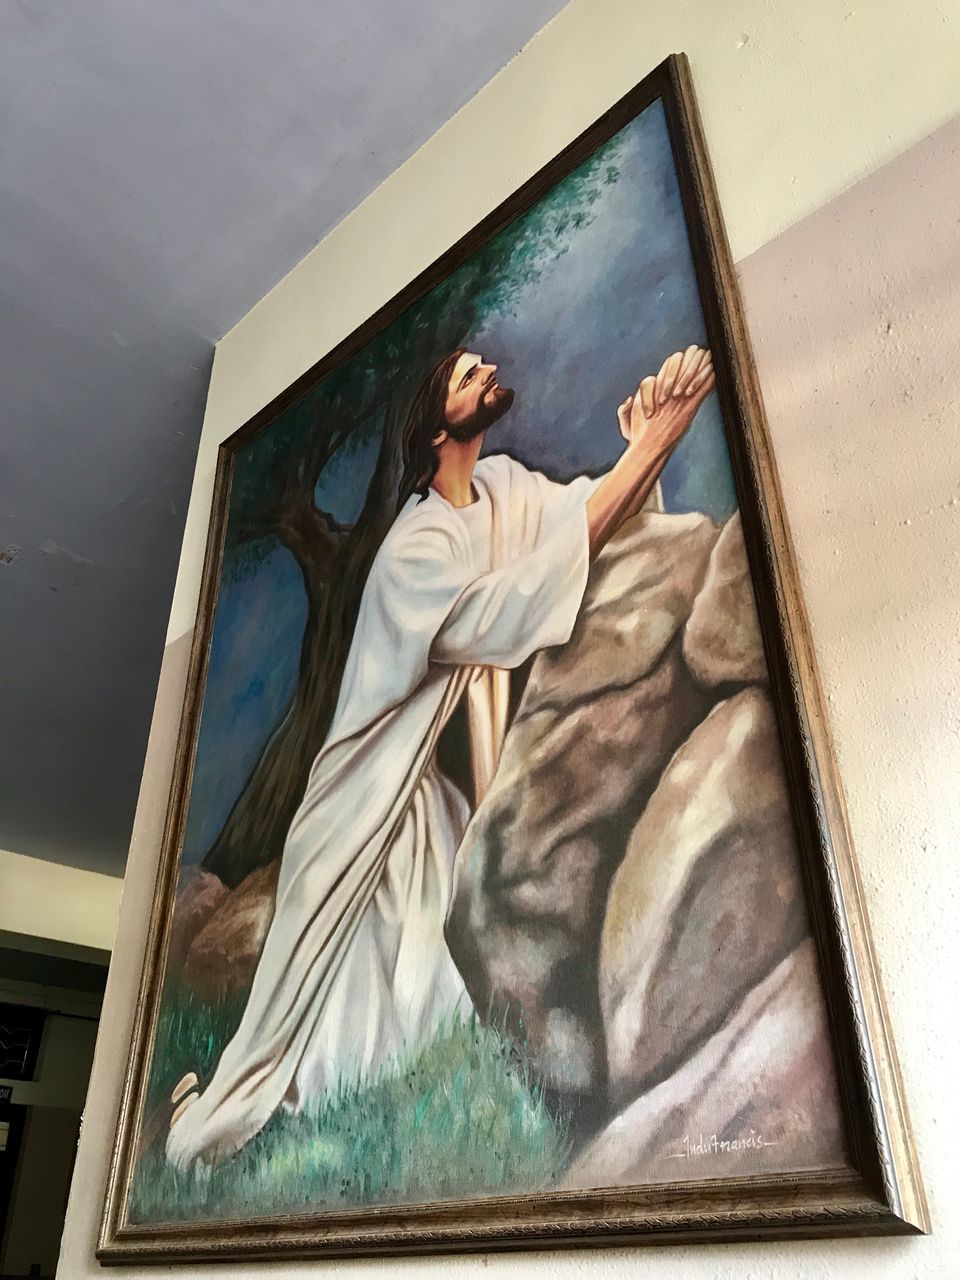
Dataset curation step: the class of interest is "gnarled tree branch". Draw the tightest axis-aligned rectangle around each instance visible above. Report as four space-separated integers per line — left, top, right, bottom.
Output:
275 493 349 583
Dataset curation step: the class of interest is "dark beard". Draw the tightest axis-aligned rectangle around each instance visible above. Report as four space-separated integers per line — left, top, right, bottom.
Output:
446 384 515 443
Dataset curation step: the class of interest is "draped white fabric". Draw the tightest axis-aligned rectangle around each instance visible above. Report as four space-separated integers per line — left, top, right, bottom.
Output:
166 455 597 1170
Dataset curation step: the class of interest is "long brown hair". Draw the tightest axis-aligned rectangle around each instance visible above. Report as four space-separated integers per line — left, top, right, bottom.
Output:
397 348 465 509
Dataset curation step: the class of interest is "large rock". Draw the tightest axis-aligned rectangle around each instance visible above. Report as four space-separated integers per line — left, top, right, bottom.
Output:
522 512 720 709
182 860 279 1000
566 940 845 1187
599 686 808 1111
446 513 719 1102
683 512 767 687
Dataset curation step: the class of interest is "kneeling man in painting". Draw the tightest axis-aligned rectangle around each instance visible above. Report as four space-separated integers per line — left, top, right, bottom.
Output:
167 343 715 1171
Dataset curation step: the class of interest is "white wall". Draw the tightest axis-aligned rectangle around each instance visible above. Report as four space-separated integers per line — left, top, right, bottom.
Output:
0 848 122 953
60 0 960 1275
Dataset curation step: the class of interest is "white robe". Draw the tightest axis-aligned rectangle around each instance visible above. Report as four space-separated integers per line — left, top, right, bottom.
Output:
166 453 597 1170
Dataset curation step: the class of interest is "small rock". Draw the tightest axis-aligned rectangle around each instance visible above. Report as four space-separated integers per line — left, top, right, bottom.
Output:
167 866 228 966
182 861 280 1000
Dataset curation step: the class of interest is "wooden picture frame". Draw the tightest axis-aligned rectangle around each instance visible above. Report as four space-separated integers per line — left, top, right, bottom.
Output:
98 54 927 1263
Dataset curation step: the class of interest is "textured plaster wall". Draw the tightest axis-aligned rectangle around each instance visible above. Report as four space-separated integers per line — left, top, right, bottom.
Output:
59 0 960 1275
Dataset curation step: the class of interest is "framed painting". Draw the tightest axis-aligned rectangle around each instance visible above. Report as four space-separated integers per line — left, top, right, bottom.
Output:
98 55 926 1262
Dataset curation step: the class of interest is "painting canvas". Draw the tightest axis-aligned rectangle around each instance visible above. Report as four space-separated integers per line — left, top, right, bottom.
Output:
100 58 924 1261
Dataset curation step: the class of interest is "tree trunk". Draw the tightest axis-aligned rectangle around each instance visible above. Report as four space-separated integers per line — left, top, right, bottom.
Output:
201 395 409 887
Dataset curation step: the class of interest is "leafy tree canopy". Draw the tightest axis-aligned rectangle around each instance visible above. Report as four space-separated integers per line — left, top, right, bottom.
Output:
224 135 623 584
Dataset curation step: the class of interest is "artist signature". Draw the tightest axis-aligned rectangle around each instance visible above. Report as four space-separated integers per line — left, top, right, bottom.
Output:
665 1129 778 1160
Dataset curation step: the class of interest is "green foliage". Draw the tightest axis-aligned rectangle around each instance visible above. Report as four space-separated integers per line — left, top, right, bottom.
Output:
457 144 622 327
224 133 624 577
130 988 571 1225
142 980 247 1122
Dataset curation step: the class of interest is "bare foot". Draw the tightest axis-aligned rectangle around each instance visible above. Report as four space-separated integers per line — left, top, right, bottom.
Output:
170 1071 199 1129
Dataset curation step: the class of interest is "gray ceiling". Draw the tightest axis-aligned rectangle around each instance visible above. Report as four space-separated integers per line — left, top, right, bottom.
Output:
0 0 568 878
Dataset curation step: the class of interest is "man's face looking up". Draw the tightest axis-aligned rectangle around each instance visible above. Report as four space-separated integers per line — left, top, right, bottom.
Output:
441 351 515 443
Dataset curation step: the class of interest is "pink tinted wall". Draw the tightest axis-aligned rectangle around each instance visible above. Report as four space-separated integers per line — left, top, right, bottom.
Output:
738 113 960 1265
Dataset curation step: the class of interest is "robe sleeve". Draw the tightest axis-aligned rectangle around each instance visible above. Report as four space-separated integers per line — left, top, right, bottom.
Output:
328 467 596 743
325 520 467 741
529 467 604 534
480 452 603 546
431 501 592 668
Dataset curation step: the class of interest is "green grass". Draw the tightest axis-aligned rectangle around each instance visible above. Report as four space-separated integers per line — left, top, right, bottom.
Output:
129 985 571 1224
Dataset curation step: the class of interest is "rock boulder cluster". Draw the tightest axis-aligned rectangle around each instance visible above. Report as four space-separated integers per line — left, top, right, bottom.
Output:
446 511 845 1177
169 510 844 1181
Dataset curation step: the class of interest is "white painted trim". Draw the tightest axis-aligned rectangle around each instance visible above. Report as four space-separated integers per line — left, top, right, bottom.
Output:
0 849 121 953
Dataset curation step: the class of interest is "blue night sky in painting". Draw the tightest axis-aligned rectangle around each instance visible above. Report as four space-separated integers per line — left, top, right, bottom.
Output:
180 99 737 864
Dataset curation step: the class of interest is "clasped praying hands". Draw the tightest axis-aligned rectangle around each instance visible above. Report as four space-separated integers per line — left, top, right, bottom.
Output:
617 344 715 453
585 344 716 556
